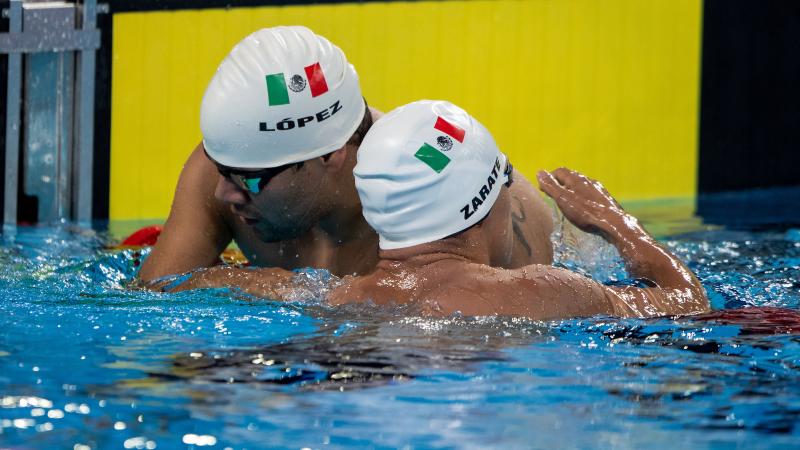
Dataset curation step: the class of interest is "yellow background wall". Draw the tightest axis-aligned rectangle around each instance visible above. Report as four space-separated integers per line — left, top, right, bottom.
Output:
111 0 702 221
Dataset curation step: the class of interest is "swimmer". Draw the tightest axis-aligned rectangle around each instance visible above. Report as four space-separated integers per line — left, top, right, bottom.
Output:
139 26 554 283
178 101 710 320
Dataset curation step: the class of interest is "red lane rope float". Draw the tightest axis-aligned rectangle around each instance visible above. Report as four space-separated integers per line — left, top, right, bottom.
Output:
691 306 800 335
116 225 249 267
120 225 163 247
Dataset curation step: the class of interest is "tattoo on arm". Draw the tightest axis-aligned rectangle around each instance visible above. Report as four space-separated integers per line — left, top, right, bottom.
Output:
511 197 533 257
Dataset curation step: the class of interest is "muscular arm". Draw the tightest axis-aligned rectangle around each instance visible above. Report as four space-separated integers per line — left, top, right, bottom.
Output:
138 142 233 282
536 168 709 317
164 266 297 299
418 264 616 320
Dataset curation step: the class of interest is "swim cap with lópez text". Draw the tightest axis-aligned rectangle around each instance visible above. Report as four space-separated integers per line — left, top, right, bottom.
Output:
200 26 365 168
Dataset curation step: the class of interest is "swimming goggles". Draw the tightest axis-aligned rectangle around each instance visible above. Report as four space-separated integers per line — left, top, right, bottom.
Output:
205 149 299 195
504 160 514 187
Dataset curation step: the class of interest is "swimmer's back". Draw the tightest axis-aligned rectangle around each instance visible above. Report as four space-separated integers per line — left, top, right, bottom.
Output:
329 261 616 320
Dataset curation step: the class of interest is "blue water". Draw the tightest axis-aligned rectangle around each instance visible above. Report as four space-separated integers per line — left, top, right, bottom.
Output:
2 196 800 449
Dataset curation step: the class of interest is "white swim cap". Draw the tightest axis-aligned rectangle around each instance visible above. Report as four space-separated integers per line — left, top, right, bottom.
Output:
355 100 510 250
200 26 366 168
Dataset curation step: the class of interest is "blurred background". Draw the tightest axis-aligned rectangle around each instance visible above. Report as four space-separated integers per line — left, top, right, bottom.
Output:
1 0 798 231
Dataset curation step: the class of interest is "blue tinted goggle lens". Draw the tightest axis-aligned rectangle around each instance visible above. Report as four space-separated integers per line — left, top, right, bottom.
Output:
215 164 296 194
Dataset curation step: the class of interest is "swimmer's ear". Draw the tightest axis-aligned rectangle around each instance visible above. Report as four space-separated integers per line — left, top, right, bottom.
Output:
319 147 348 172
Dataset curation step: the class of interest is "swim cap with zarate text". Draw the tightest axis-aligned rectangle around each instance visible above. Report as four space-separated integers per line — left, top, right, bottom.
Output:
354 100 510 250
200 26 365 168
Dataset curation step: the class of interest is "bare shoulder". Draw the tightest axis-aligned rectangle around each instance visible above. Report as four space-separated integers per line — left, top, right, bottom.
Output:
327 271 415 307
138 142 232 282
328 263 533 311
161 141 228 222
327 262 614 320
327 274 367 306
428 263 615 319
183 142 220 187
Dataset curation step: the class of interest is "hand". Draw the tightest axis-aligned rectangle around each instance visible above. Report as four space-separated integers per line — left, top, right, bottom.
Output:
536 168 629 238
539 168 709 315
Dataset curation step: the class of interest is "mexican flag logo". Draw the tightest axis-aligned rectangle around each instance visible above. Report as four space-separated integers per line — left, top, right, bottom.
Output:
414 117 466 173
265 62 329 106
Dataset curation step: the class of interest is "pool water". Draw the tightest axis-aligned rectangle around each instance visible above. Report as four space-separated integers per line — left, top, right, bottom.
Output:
2 191 800 449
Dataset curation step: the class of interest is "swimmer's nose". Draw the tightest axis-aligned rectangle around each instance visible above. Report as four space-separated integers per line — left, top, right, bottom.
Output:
215 175 249 206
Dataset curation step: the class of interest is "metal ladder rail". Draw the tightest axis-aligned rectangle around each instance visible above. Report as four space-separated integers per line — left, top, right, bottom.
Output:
3 0 23 232
1 0 101 231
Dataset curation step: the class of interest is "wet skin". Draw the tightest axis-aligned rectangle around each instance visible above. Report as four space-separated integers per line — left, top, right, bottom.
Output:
139 108 554 282
178 169 710 320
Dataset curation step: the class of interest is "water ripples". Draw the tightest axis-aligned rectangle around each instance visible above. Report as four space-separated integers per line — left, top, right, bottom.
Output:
1 221 800 448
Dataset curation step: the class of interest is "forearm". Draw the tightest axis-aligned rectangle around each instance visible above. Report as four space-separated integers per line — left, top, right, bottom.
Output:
608 284 708 317
139 230 229 283
599 214 708 315
601 213 702 290
168 266 297 300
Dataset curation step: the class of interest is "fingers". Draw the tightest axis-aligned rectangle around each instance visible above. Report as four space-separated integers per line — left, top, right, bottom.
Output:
551 167 574 182
548 168 619 205
538 170 582 215
551 167 578 188
539 167 610 200
538 168 586 195
554 167 599 191
536 170 566 200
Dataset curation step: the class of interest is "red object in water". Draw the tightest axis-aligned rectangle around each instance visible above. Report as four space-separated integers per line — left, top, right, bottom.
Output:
692 307 800 335
120 225 163 246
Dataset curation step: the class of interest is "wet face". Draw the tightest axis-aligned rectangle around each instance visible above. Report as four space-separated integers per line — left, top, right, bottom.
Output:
214 161 327 242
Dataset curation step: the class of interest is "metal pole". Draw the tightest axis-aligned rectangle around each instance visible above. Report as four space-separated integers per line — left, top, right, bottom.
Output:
74 0 97 226
3 0 23 231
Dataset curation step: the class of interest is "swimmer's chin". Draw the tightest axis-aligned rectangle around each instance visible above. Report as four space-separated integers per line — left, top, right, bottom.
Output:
233 216 287 242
